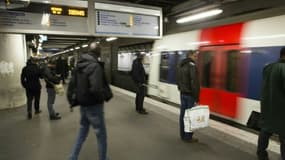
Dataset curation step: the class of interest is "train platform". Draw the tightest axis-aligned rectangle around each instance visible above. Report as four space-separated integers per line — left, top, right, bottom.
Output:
0 86 281 160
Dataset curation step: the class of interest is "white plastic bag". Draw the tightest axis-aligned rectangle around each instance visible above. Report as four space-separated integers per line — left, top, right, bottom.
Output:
184 105 210 132
54 83 64 96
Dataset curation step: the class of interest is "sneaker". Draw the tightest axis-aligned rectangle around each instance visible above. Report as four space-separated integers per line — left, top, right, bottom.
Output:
27 112 32 120
35 110 42 114
182 138 199 143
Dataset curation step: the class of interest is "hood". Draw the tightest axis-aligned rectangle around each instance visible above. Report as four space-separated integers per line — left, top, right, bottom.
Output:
180 58 195 67
77 53 98 73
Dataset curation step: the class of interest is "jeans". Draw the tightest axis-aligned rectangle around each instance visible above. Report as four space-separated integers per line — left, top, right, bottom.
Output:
25 89 41 113
180 94 195 140
135 83 145 111
257 129 285 159
47 88 56 116
69 104 107 160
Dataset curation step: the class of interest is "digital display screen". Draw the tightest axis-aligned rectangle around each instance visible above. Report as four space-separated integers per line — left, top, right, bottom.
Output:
50 6 86 17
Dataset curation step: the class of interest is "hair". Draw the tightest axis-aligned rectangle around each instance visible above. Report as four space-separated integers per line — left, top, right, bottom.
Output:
280 47 285 58
88 41 101 56
187 50 198 57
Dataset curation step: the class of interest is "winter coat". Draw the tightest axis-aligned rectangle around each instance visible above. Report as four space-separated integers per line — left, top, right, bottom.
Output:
131 58 146 84
75 53 105 105
176 58 200 102
42 65 60 89
260 59 285 137
21 61 42 91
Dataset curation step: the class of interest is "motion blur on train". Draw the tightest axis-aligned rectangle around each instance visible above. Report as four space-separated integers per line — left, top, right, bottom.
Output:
118 14 285 127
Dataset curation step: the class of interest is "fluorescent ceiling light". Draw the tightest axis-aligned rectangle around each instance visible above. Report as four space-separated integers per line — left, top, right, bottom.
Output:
176 9 223 24
75 47 80 50
81 44 88 48
106 37 117 42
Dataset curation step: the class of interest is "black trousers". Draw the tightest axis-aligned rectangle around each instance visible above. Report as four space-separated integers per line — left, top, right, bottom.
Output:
257 129 285 160
25 89 41 114
135 83 145 111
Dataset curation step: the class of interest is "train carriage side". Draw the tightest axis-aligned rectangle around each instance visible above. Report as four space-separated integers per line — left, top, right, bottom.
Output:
148 14 285 127
238 14 285 125
148 31 200 104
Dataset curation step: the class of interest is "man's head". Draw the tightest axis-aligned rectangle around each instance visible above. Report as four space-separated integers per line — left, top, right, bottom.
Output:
280 47 285 59
136 52 143 60
89 41 101 57
188 50 199 62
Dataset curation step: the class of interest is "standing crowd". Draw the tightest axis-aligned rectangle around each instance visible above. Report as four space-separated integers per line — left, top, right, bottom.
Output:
20 43 285 160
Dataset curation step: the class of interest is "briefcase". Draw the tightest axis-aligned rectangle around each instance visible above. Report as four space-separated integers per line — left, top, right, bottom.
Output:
246 111 261 131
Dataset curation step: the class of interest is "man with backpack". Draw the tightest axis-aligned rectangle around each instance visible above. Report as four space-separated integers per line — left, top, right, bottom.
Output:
68 41 112 160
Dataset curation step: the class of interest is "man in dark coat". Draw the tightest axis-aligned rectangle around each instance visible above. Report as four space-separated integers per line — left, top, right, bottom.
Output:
176 50 200 142
257 47 285 160
69 42 111 160
131 52 148 114
21 57 42 119
42 60 61 120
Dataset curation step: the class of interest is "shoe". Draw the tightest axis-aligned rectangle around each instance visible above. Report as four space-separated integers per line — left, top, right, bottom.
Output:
137 110 148 115
35 110 42 114
182 138 199 143
27 112 32 120
50 115 61 120
257 155 269 160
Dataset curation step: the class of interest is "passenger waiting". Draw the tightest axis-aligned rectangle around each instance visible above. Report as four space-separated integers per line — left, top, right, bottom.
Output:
176 50 200 143
20 56 43 119
42 60 61 120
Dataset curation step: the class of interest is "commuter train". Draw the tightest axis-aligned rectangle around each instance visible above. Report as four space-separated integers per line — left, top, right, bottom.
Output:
147 14 285 126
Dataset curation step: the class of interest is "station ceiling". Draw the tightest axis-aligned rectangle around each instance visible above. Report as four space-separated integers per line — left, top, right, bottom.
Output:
2 0 285 55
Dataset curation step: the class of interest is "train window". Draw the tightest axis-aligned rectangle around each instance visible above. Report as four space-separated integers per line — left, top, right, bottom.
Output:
159 52 169 82
198 50 213 87
160 50 189 84
225 50 240 92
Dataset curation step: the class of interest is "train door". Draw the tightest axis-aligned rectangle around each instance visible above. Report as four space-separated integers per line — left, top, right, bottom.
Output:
198 45 242 118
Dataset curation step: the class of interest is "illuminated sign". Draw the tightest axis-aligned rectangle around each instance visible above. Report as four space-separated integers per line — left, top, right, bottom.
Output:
51 7 63 15
50 6 86 17
68 9 85 17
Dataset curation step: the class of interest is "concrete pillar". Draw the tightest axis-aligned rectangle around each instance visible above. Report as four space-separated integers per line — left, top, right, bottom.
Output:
0 33 27 110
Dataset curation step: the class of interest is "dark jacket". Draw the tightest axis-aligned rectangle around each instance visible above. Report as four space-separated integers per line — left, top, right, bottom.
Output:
76 53 105 106
131 58 146 84
42 65 60 89
21 60 42 91
176 58 200 102
260 59 285 137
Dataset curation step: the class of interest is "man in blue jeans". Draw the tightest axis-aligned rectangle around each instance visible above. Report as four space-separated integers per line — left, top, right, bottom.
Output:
69 42 110 160
176 50 200 142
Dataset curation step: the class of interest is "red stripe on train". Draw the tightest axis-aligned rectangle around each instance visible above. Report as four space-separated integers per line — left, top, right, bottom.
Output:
198 23 245 118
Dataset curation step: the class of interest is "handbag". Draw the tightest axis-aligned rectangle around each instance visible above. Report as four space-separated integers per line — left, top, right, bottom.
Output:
184 105 210 132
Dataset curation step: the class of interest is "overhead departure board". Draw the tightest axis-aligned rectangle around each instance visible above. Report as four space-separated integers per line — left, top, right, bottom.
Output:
95 10 160 38
0 10 88 35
